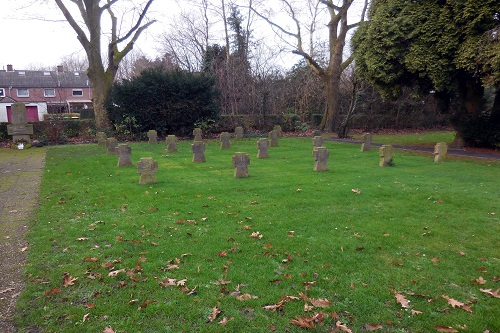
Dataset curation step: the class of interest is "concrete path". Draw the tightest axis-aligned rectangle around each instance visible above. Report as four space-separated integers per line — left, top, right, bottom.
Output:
0 148 46 333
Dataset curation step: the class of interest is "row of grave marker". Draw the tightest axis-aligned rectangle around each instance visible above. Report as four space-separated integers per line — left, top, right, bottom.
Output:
98 131 449 184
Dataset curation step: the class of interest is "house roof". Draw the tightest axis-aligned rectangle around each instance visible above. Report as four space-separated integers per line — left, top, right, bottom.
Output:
0 69 91 88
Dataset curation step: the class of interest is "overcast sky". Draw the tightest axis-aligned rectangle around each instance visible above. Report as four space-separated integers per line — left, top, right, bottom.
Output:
0 0 367 71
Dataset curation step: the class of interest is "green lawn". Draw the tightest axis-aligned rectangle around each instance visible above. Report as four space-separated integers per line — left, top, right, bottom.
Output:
17 137 499 333
351 131 456 147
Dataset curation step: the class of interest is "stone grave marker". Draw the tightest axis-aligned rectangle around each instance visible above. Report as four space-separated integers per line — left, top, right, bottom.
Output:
273 125 283 137
193 128 203 141
235 126 244 140
313 146 329 172
361 133 372 152
147 130 158 144
137 157 158 184
220 132 231 149
192 141 206 162
313 130 321 137
106 138 118 155
269 130 279 147
313 136 324 148
117 144 133 167
96 132 107 146
232 152 250 178
257 138 269 158
434 142 448 163
379 144 394 166
165 135 178 152
7 103 34 144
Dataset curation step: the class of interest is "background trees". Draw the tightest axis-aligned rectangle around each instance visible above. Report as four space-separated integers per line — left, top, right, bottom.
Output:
353 0 500 147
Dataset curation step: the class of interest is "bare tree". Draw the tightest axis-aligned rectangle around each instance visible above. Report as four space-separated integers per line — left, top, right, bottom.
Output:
53 0 156 130
251 0 369 134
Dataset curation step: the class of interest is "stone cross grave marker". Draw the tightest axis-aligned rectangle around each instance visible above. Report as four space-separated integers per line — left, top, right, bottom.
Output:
313 136 324 148
7 103 34 144
273 125 283 137
233 152 250 178
313 146 329 172
257 138 269 158
361 133 372 152
379 144 394 166
96 132 107 146
137 157 158 184
165 135 178 152
313 130 321 137
434 142 448 163
117 144 133 167
235 127 244 140
192 141 206 162
269 130 279 147
147 130 158 144
106 138 118 155
193 128 203 141
220 132 231 149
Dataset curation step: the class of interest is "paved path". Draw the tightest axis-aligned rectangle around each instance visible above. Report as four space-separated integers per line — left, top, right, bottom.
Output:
0 148 46 333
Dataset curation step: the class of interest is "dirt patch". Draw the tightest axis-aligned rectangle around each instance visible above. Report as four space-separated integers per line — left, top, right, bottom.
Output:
0 148 46 333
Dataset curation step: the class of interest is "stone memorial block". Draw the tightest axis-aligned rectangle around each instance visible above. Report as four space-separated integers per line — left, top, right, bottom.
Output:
137 157 158 184
165 135 178 152
273 125 283 137
7 103 33 143
117 144 133 167
434 142 448 163
220 132 231 149
232 152 250 178
106 138 118 155
147 130 158 144
379 144 394 167
193 128 203 141
269 130 279 147
313 130 321 137
235 126 244 140
313 136 324 148
257 138 269 158
191 141 206 163
96 132 107 146
361 133 372 152
313 146 329 172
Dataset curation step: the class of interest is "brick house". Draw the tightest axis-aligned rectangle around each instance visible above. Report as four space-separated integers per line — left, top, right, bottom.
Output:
0 64 92 122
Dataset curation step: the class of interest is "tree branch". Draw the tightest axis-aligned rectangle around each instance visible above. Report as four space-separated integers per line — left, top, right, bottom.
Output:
113 0 155 46
54 0 90 50
319 0 340 12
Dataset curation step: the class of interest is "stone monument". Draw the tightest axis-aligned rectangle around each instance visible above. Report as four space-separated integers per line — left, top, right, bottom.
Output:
273 125 283 137
313 136 324 148
220 132 231 149
269 130 279 147
96 132 107 146
193 128 203 141
257 138 269 158
434 142 448 163
235 127 244 140
7 103 33 144
117 144 133 167
147 130 158 144
137 157 158 184
313 146 329 172
232 152 250 178
379 145 394 166
106 138 118 155
192 141 206 162
361 133 372 152
165 135 178 152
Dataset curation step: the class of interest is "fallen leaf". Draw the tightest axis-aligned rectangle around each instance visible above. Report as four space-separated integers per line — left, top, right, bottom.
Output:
44 288 61 296
335 320 353 333
218 317 233 326
62 273 78 287
351 188 361 194
290 316 316 329
442 295 464 308
84 303 96 309
250 231 263 239
108 269 126 277
207 306 222 322
138 299 156 310
395 293 410 309
475 276 486 285
0 288 15 294
84 256 98 262
76 237 89 241
236 293 258 301
82 313 90 323
364 323 383 331
309 298 332 308
103 326 115 333
432 257 440 263
435 325 458 332
480 288 500 298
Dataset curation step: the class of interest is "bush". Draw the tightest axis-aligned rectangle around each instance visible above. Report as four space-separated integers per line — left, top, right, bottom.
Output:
105 68 220 137
32 119 95 144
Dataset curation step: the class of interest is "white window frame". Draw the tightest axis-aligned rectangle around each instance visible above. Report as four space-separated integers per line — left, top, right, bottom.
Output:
17 88 29 97
0 88 4 97
72 89 83 96
44 88 56 97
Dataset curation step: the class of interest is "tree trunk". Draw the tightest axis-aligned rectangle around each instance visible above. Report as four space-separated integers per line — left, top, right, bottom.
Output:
489 87 500 124
319 74 341 133
89 69 114 131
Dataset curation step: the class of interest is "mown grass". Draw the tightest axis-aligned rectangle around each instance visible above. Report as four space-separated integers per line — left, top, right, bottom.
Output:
17 137 499 333
351 131 456 147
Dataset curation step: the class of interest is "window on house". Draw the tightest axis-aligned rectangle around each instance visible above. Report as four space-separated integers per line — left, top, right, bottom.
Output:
72 89 83 96
44 72 51 76
17 88 29 97
44 88 56 97
18 71 26 76
0 88 4 97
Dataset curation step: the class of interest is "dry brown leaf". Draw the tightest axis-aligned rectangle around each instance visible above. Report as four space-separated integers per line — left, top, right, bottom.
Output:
250 231 263 239
351 188 361 194
44 288 61 296
62 273 78 287
411 309 423 315
435 325 458 332
290 316 316 329
442 295 464 308
207 306 222 322
335 320 353 333
218 317 233 326
103 326 115 333
236 293 258 301
480 288 500 298
476 276 487 285
395 293 410 308
0 288 15 294
309 298 332 308
83 256 98 262
364 323 383 331
138 299 156 310
84 303 96 309
108 269 125 277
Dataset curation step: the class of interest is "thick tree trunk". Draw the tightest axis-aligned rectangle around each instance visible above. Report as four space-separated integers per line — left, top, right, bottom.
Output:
89 69 114 131
319 74 341 133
